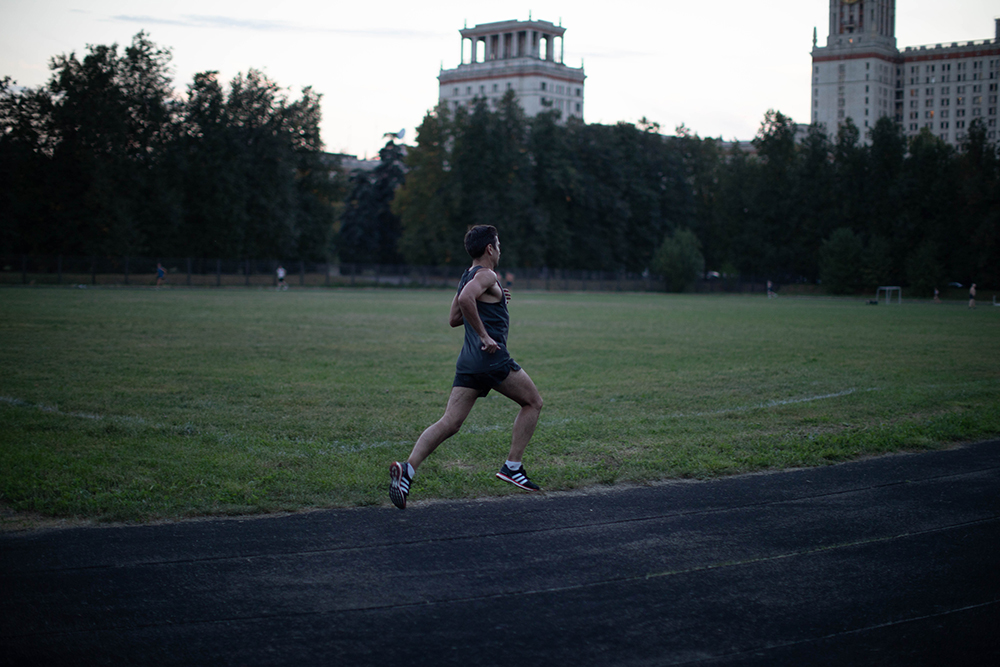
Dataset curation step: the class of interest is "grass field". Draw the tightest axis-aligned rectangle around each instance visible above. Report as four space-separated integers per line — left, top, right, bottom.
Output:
2 285 999 526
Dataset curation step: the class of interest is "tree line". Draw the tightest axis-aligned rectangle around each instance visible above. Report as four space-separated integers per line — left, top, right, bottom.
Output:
382 99 999 293
0 33 343 262
3 34 998 292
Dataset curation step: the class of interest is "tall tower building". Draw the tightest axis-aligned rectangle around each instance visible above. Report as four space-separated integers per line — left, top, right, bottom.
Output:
438 18 586 121
811 1 900 139
811 2 1000 146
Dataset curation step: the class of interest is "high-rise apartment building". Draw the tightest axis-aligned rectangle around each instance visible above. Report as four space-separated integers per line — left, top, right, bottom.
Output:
438 18 585 121
811 1 1000 145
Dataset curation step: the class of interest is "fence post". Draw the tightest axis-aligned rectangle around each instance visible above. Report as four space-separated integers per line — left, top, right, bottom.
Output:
124 256 130 285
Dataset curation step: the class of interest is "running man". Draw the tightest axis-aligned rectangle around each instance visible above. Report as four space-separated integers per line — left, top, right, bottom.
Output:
389 225 544 509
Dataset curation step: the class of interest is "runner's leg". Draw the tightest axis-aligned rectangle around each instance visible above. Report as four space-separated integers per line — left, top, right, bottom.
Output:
407 386 480 470
494 369 543 463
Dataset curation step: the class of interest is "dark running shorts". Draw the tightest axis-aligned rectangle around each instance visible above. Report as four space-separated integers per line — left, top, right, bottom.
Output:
453 359 522 397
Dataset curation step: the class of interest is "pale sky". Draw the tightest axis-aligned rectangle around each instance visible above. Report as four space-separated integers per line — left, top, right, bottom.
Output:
1 1 997 157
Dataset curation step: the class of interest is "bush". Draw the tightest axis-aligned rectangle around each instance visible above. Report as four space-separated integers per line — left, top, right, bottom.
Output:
652 228 705 292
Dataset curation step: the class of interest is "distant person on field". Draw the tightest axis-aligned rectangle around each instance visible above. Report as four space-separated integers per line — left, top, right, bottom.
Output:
767 280 776 299
276 265 288 291
389 225 544 509
156 263 166 287
969 283 976 309
934 287 941 303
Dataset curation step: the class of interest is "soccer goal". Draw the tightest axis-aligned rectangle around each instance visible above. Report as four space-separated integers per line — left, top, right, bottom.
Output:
876 286 902 305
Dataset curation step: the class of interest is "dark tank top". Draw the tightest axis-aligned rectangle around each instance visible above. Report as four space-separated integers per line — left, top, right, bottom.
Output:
455 266 512 374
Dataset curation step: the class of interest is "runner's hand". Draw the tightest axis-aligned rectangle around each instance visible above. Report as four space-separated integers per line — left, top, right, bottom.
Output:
503 288 511 304
480 334 500 353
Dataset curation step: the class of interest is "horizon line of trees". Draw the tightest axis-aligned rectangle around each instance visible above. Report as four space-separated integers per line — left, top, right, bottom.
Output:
3 34 998 293
1 33 344 262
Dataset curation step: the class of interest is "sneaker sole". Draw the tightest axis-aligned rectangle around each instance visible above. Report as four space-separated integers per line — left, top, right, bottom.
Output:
389 462 407 509
496 472 540 491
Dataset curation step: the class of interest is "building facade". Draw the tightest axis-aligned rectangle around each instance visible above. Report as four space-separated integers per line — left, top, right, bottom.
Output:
811 1 1000 146
438 18 585 121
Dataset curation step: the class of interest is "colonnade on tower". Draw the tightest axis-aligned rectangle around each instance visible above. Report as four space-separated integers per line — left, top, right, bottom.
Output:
458 19 564 64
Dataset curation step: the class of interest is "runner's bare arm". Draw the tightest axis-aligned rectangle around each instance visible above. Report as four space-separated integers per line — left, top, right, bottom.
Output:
449 292 463 328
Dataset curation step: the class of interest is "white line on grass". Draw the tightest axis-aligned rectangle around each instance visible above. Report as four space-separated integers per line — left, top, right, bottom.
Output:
667 387 882 419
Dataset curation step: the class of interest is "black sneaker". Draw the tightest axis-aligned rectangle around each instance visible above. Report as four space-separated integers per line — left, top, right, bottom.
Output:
496 463 540 491
389 461 411 509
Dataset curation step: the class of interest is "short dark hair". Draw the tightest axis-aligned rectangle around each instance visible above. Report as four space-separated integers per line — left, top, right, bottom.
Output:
464 225 498 259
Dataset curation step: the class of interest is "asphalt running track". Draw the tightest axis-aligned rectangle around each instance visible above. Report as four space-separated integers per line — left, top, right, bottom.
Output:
2 441 998 666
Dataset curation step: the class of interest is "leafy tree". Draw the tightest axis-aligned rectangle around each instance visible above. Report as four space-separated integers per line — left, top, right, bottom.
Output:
652 228 704 292
820 227 863 294
955 119 1000 287
339 140 407 264
905 240 943 297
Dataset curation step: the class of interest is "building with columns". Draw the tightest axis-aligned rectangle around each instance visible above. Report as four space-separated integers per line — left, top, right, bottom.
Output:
438 18 586 121
811 1 1000 146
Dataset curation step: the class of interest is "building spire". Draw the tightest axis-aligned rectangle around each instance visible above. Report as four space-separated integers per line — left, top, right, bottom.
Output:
813 26 817 48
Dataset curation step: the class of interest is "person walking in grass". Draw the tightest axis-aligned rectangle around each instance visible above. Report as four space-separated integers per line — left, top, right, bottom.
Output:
389 225 544 509
969 283 977 309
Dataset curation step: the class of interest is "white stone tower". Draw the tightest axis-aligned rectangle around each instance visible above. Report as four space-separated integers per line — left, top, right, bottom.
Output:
811 2 1000 146
438 18 586 121
811 1 900 139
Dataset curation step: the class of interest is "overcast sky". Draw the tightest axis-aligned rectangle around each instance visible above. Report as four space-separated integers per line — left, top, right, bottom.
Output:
1 1 997 157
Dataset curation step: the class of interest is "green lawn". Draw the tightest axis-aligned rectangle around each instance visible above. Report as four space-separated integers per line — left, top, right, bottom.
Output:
2 286 998 524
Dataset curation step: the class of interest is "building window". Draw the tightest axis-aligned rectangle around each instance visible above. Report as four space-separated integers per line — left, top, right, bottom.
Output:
466 86 471 94
576 88 581 97
940 122 949 129
540 82 546 91
941 98 950 106
925 111 934 119
493 84 498 92
956 120 965 129
453 87 459 96
910 89 917 97
575 103 581 112
956 97 965 106
957 109 966 117
942 110 949 118
925 99 934 107
957 86 966 94
910 100 918 108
